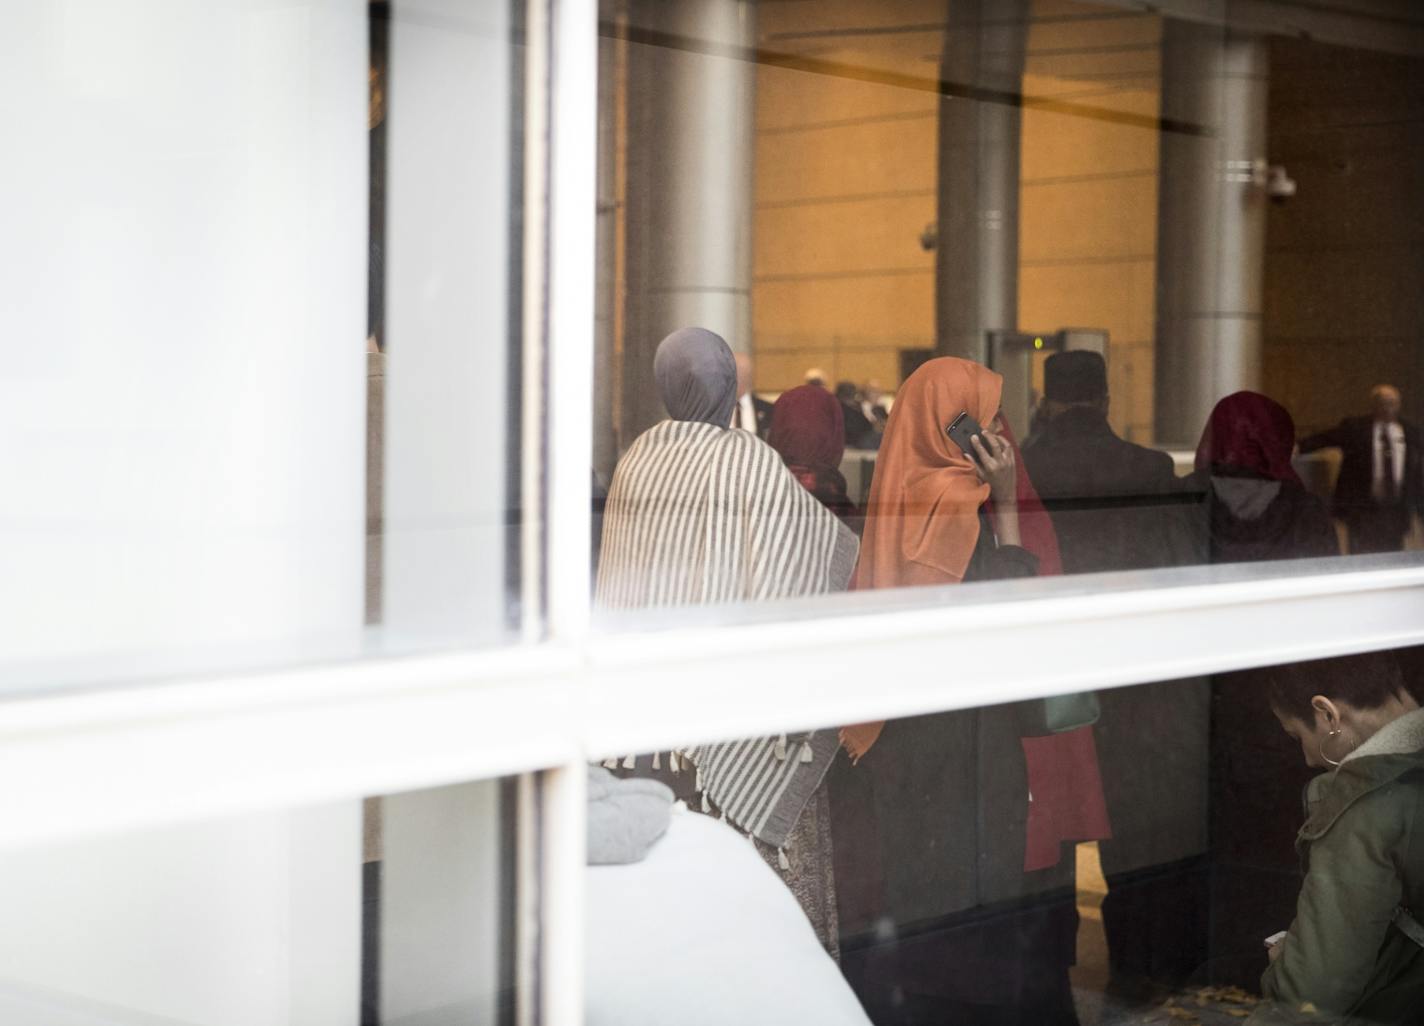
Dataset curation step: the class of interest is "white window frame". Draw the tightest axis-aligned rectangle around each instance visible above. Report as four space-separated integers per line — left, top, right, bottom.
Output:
3 2 1424 1024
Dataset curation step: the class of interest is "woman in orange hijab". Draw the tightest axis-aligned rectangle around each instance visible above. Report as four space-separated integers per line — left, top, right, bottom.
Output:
852 356 1031 590
830 357 1102 1026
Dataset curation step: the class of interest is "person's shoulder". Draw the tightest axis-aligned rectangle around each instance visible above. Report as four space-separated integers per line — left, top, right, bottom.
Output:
719 424 767 449
1304 754 1424 843
715 426 789 467
1108 434 1178 480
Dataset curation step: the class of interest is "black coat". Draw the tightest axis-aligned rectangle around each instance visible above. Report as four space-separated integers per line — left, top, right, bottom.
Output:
830 525 1082 1017
751 395 774 439
1021 407 1192 573
1180 471 1338 564
840 401 877 449
1300 416 1424 519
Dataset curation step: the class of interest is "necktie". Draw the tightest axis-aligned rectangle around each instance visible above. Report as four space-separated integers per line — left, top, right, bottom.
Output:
1381 428 1399 502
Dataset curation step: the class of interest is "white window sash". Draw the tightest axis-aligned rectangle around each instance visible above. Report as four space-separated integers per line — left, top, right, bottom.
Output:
5 7 1424 1026
1 556 1422 852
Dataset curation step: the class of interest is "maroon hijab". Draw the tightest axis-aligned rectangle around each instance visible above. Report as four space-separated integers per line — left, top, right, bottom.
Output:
770 384 844 468
769 385 857 521
1195 391 1302 485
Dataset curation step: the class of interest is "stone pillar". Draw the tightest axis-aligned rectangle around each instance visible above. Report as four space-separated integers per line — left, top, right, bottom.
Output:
1154 22 1269 447
935 0 1028 365
621 0 756 444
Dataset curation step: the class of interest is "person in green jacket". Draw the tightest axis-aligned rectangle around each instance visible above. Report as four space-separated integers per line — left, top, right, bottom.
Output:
1251 651 1424 1025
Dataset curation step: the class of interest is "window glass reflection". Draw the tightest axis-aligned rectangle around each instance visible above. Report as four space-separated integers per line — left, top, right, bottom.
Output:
591 0 1424 619
589 648 1424 1026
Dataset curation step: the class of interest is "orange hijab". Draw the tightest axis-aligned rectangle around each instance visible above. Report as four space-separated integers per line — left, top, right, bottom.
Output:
842 357 1002 761
852 357 1003 589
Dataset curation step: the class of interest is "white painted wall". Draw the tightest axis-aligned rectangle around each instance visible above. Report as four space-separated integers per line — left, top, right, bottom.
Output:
0 803 361 1026
0 0 369 694
0 2 368 1022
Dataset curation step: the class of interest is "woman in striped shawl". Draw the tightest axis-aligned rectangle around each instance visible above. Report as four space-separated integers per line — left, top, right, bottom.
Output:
596 327 859 607
596 327 859 954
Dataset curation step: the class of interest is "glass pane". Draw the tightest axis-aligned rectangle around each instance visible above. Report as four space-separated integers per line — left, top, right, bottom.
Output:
591 0 1424 624
0 777 523 1026
0 0 528 695
587 645 1424 1026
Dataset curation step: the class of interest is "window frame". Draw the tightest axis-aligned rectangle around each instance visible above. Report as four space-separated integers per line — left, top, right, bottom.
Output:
4 3 1424 1025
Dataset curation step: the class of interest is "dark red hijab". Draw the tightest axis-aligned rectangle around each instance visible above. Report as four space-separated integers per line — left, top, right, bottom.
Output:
985 416 1063 577
769 385 857 522
769 384 844 471
1195 391 1302 484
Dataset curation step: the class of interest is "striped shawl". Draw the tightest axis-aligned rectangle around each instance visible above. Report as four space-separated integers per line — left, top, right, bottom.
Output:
596 420 859 848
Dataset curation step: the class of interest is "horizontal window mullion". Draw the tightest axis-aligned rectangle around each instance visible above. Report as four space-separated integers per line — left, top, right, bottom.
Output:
1 565 1422 848
583 564 1424 756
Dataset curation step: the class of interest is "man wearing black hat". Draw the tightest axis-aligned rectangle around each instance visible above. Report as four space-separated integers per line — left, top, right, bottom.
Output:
1024 350 1209 997
1021 350 1186 573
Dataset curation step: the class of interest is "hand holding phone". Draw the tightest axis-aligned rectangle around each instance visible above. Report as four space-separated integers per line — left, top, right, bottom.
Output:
945 411 985 460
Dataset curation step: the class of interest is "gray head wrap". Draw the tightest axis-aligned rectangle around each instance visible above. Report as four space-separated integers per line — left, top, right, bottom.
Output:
653 327 738 427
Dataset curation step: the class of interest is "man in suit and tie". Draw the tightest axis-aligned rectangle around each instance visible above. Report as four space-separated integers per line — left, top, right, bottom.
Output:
731 352 773 438
1300 384 1423 554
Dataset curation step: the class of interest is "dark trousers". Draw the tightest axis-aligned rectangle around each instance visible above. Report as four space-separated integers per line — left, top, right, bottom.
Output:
1347 503 1410 554
841 892 1081 1026
1100 856 1210 992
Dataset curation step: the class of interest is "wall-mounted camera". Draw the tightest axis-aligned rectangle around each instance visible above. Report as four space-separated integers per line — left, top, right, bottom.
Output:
1265 164 1297 203
1228 159 1298 204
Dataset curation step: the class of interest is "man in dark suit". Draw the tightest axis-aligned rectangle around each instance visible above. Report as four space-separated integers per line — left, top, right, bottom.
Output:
731 352 773 438
1300 384 1423 554
1022 351 1210 995
1021 350 1188 573
835 381 878 449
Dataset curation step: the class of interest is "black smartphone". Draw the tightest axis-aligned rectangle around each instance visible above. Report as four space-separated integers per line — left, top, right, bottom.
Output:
945 410 986 460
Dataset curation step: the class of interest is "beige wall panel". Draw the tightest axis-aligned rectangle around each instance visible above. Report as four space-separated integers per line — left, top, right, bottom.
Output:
755 196 935 279
754 351 833 394
757 118 936 204
1108 338 1156 442
758 0 947 40
835 349 907 390
755 271 933 341
1020 105 1159 181
1024 80 1160 119
1020 175 1158 262
1018 259 1157 343
753 348 909 396
757 64 937 132
1026 47 1158 82
1026 9 1159 53
782 38 947 81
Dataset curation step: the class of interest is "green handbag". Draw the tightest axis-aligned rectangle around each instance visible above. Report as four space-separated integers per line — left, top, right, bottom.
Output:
1020 690 1101 736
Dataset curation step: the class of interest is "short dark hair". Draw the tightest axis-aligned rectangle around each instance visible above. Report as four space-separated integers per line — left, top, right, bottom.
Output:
1266 651 1408 722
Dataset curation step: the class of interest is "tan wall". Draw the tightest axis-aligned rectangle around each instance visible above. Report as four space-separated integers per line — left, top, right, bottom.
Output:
752 0 942 394
751 0 1164 442
1019 1 1161 442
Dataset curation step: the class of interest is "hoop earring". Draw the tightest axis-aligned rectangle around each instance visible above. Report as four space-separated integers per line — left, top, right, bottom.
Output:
1319 728 1348 768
